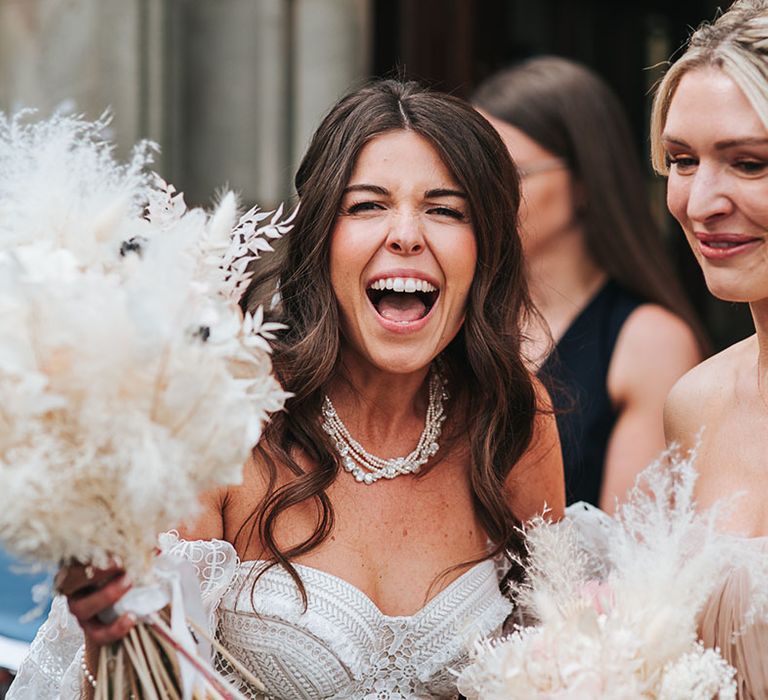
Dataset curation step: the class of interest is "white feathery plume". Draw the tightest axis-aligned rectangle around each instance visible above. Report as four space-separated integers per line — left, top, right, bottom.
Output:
457 448 751 699
0 110 292 581
0 110 154 268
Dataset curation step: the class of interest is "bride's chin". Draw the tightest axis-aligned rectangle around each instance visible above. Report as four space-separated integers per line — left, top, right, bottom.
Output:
342 314 457 374
361 349 437 376
343 337 440 376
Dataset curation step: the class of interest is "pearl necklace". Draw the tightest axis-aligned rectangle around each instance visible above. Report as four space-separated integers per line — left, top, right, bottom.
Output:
321 366 448 484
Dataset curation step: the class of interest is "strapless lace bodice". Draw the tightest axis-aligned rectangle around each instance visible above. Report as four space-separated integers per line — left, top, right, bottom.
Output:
9 536 512 700
217 559 512 699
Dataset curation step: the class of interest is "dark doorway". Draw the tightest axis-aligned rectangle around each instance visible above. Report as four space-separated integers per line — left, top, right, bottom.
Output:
372 0 753 350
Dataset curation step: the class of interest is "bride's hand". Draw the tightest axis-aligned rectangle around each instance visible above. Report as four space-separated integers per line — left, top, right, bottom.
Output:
55 563 136 645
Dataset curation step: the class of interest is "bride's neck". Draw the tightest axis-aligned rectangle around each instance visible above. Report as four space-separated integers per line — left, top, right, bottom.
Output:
750 299 768 373
327 354 432 440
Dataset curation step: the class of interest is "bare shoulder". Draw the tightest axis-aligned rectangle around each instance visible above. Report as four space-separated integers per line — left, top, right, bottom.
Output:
664 335 756 448
621 304 700 352
177 448 274 541
176 483 229 541
609 304 701 406
505 376 565 523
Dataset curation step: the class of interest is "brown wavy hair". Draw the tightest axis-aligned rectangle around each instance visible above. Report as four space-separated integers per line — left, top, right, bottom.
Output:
239 79 538 603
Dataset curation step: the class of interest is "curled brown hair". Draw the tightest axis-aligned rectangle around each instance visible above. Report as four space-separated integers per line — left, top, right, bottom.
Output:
240 79 537 602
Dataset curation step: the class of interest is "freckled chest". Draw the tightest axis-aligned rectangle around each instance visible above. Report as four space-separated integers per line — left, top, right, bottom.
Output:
327 452 484 553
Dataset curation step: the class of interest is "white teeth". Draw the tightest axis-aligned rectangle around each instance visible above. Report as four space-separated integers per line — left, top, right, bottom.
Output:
368 277 437 293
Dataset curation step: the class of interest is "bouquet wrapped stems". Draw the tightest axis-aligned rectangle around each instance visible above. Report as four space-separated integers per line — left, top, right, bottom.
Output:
90 609 266 700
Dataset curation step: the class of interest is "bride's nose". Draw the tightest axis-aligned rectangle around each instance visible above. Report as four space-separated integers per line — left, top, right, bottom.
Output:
385 213 425 255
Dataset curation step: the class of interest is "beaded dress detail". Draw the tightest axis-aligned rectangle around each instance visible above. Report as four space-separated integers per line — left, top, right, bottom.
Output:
9 535 512 700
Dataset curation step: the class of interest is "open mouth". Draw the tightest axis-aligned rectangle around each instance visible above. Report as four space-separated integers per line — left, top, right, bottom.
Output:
366 276 439 323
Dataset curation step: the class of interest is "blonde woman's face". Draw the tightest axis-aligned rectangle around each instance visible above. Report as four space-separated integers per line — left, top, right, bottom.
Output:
663 67 768 303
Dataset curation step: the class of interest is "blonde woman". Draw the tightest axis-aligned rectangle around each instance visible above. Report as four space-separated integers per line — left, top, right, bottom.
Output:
651 1 768 695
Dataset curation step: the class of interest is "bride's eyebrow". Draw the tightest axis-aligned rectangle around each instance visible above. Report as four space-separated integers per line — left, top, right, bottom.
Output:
662 135 768 149
424 188 466 199
342 184 389 195
661 135 689 148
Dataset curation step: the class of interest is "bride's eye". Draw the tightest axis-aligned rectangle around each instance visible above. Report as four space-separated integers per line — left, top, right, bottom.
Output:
427 206 467 221
733 159 768 176
344 201 385 215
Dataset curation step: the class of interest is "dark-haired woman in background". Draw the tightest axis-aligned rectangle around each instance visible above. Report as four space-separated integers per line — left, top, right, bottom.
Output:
14 79 564 700
473 57 704 511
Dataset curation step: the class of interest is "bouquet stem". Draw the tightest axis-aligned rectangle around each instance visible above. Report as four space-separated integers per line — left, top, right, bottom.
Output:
92 613 250 700
184 618 267 694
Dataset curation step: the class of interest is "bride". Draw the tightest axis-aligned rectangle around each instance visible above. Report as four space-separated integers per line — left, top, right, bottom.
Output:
650 0 768 695
11 80 563 699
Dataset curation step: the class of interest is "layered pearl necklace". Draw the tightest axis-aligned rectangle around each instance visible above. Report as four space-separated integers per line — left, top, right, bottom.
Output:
321 365 448 485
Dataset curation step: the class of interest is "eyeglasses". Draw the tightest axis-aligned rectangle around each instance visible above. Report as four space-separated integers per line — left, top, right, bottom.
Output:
516 158 567 179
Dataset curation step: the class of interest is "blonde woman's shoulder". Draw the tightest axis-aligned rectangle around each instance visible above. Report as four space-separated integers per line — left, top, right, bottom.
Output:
664 334 757 448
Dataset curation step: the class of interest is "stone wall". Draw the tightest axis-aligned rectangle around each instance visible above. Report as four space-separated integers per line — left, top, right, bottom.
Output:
0 0 371 206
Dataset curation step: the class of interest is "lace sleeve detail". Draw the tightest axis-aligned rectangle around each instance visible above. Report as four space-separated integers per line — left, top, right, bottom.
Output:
7 596 84 700
157 535 263 697
158 531 239 632
9 533 239 699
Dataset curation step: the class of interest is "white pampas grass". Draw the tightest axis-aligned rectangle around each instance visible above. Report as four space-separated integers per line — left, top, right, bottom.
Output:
0 110 153 266
457 449 746 699
0 110 291 581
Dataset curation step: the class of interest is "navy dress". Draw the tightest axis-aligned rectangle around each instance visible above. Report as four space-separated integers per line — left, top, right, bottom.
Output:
539 281 644 506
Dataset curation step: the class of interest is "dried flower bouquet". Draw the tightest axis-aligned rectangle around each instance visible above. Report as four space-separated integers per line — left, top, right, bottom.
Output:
457 450 765 700
0 111 291 698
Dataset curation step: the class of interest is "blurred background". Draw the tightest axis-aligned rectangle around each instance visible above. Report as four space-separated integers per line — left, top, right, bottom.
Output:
0 0 751 351
0 0 754 688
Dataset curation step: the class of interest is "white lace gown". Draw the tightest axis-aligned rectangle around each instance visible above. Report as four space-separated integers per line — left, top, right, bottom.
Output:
9 535 512 700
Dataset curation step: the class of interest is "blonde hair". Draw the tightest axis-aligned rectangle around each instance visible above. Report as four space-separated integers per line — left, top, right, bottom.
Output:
650 0 768 173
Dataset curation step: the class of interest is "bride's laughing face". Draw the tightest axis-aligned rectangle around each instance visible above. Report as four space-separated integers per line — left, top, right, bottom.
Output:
329 130 477 375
